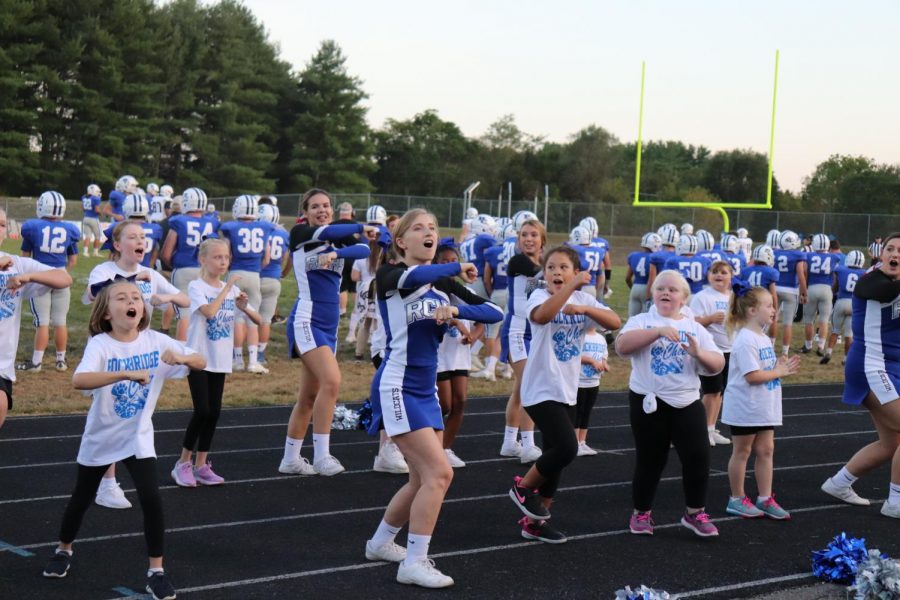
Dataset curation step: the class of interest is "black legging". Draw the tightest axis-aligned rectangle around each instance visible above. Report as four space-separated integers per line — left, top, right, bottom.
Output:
523 401 578 499
182 370 226 452
574 386 598 429
59 457 164 556
629 390 709 511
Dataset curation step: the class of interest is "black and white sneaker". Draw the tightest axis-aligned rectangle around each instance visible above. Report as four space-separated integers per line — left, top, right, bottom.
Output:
798 346 813 354
819 355 831 365
42 550 71 578
509 476 550 520
519 517 567 544
146 571 177 600
16 360 41 372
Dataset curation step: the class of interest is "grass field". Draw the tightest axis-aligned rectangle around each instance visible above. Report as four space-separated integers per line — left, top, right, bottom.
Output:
7 230 848 417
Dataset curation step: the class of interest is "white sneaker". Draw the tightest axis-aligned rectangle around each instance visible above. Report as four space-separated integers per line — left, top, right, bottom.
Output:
345 333 356 344
577 442 598 456
604 287 613 298
397 558 454 588
313 454 345 476
246 363 269 374
500 440 522 457
709 429 731 446
470 355 484 371
373 443 409 474
520 445 543 464
881 501 900 519
821 477 871 506
470 367 496 382
95 482 132 509
232 360 245 372
93 251 101 257
278 457 316 476
365 539 406 563
498 364 513 379
83 249 90 258
444 448 466 468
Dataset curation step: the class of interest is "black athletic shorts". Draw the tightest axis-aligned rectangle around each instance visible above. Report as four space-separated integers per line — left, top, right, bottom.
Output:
699 352 731 395
730 424 775 436
0 376 12 410
437 370 469 382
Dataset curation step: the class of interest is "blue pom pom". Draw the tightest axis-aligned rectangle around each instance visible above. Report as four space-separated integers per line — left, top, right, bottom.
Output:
614 585 671 599
356 399 373 431
811 532 869 584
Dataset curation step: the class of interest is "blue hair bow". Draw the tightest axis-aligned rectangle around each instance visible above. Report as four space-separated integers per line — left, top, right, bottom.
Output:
438 237 457 249
732 277 752 297
90 274 139 298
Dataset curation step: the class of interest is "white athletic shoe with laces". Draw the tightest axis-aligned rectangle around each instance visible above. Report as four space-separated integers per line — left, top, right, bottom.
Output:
278 457 316 476
500 440 522 457
313 454 345 476
95 482 132 509
397 558 454 588
519 445 543 464
469 367 496 382
708 429 731 446
444 448 466 468
881 501 900 519
365 540 407 563
246 363 269 374
820 477 871 506
373 442 409 474
577 442 598 456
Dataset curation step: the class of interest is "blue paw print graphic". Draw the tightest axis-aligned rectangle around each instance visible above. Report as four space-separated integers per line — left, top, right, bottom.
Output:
206 313 232 341
581 363 596 378
650 342 685 375
0 288 17 319
552 330 580 362
448 325 460 338
111 378 152 419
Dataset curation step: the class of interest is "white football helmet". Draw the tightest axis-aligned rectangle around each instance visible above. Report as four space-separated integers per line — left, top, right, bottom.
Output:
86 184 101 197
495 217 511 231
736 227 749 239
657 223 676 236
812 233 830 253
640 232 662 251
366 204 387 225
513 210 538 231
695 230 715 252
751 244 776 266
37 191 66 218
846 250 866 269
465 207 479 220
207 203 216 213
659 226 680 247
472 214 497 237
778 230 801 250
182 187 208 212
569 226 591 246
232 195 258 219
676 234 698 256
258 203 281 224
765 229 781 248
579 216 599 238
721 234 739 254
680 223 694 236
115 175 138 194
146 183 159 196
160 184 174 198
123 193 150 219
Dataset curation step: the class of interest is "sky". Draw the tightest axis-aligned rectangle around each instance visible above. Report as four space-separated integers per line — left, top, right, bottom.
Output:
237 0 900 193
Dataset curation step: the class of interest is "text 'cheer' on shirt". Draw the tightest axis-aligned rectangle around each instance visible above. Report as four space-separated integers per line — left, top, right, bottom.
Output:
187 279 243 373
74 330 193 466
0 253 53 381
722 327 782 426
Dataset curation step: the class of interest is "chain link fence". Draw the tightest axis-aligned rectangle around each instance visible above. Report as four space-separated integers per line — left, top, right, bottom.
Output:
3 194 896 248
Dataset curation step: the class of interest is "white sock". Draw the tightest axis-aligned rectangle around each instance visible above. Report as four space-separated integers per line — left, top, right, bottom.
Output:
470 340 483 355
520 430 535 449
148 567 164 577
370 519 402 547
99 476 117 489
757 495 770 503
312 433 330 462
503 426 519 445
833 466 858 488
889 482 900 505
56 351 66 362
804 340 812 349
781 345 789 356
247 345 258 366
707 425 715 432
233 348 244 362
284 437 303 462
32 350 44 364
485 356 498 371
404 533 431 565
259 342 268 354
825 348 833 356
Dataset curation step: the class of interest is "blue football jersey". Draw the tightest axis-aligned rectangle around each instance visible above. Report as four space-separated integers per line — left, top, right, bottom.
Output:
743 265 779 289
835 265 865 300
220 220 275 272
261 227 290 279
20 219 80 267
484 245 507 291
627 251 653 285
664 255 711 294
81 195 101 219
774 249 807 289
108 191 126 218
168 214 219 269
806 251 839 286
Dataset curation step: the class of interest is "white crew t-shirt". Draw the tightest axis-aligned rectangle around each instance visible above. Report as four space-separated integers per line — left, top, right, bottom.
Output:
689 287 734 352
722 327 782 426
86 261 180 318
578 331 609 388
437 318 474 372
75 330 193 466
187 279 243 373
0 253 54 381
521 288 612 407
619 305 723 408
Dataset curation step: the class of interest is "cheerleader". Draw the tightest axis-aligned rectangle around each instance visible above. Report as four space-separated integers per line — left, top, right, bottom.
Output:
822 233 900 518
364 209 502 588
279 189 378 476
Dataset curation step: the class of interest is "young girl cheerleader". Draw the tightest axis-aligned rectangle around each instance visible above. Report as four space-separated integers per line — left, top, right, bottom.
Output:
722 282 801 520
364 209 502 588
85 221 190 510
171 238 263 487
434 242 483 468
42 279 205 600
508 246 621 543
615 270 725 538
349 205 387 360
689 260 735 447
576 321 609 456
822 233 900 518
499 219 546 462
0 207 73 429
280 189 378 476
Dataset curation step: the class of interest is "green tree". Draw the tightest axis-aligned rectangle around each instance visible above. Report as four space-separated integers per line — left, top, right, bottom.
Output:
801 154 876 212
835 165 900 214
701 149 778 203
283 40 374 193
557 125 621 202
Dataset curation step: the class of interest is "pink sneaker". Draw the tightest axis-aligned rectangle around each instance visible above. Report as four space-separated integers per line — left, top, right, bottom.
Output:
171 460 196 487
629 511 654 535
681 511 719 537
193 463 225 486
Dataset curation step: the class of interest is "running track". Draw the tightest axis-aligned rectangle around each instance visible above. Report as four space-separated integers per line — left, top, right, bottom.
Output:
0 383 895 599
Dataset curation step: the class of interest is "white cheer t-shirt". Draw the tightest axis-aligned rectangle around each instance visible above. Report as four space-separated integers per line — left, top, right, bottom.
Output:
722 327 783 426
